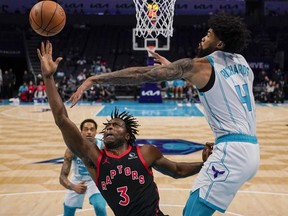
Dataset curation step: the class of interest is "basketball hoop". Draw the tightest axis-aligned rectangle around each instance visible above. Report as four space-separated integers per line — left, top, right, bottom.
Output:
133 0 177 38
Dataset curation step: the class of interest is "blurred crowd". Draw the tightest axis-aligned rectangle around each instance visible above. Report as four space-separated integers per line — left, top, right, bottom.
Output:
253 67 286 103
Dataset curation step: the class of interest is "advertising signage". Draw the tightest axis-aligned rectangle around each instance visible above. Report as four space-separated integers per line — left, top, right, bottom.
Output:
0 0 246 15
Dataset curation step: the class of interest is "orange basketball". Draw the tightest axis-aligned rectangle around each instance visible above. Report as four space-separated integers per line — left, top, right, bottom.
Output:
29 0 66 37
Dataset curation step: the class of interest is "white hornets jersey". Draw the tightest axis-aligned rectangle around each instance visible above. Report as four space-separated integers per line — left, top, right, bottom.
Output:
198 51 256 138
71 135 104 182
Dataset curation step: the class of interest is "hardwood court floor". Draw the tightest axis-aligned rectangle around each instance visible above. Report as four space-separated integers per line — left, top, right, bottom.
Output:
0 103 287 216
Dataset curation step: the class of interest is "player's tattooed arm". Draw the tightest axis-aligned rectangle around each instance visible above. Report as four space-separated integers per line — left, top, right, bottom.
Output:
95 58 192 85
79 58 191 86
148 58 193 81
59 150 75 190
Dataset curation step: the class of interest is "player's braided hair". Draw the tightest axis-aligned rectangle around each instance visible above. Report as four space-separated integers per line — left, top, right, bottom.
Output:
208 13 251 53
105 108 140 145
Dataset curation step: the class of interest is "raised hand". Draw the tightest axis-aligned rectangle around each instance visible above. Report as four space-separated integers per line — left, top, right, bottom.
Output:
37 41 62 79
147 50 171 66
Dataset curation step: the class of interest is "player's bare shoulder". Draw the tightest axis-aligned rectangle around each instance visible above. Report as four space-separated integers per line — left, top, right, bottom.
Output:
192 57 211 71
139 144 162 167
139 143 159 152
181 57 212 88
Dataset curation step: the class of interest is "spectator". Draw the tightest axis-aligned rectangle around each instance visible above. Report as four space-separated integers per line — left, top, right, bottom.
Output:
173 79 185 99
271 67 284 83
258 69 268 85
265 80 275 103
2 70 13 99
34 85 47 103
184 82 199 103
164 81 175 99
56 75 67 100
27 80 36 102
22 70 34 84
76 71 86 84
273 82 285 103
36 80 46 91
99 85 117 103
84 86 101 102
18 81 28 102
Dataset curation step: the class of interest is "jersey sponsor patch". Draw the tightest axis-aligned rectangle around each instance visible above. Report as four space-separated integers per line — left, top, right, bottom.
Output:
128 152 138 160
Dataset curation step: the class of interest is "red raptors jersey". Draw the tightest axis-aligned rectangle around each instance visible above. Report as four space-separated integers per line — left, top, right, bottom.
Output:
96 145 162 216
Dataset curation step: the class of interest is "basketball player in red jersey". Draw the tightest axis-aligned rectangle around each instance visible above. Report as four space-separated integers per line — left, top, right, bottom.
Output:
37 41 213 216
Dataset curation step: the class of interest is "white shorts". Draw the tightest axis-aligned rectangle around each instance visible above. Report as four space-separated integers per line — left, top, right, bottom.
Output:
64 179 100 208
192 134 260 212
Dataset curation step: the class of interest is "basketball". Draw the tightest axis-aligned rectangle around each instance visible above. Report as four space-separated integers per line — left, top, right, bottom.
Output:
29 0 66 37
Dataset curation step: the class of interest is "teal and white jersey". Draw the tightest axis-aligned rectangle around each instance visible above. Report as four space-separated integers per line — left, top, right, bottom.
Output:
198 51 256 138
70 134 104 182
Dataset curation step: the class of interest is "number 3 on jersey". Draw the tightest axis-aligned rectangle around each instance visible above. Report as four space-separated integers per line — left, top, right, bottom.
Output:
117 186 130 206
235 84 252 111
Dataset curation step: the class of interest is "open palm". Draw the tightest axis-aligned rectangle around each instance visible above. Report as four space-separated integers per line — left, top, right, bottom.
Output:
37 41 62 79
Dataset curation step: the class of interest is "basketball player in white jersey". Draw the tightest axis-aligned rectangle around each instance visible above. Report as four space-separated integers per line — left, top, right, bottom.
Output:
67 13 259 216
59 119 107 216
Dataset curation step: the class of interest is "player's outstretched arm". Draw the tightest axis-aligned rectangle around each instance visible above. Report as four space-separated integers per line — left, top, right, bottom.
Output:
68 66 155 107
141 145 205 179
68 59 193 107
37 41 100 162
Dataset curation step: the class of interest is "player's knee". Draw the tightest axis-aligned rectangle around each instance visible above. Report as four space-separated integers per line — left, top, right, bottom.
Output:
63 204 77 216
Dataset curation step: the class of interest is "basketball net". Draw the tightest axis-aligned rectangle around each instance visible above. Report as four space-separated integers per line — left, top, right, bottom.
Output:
133 0 177 38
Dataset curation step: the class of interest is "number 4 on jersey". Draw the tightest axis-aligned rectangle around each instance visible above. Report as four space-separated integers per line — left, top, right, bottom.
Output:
235 84 252 111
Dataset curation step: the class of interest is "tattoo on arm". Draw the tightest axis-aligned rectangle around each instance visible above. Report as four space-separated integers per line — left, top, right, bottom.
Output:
62 156 73 174
147 58 193 82
60 155 74 190
95 58 193 85
97 67 153 85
